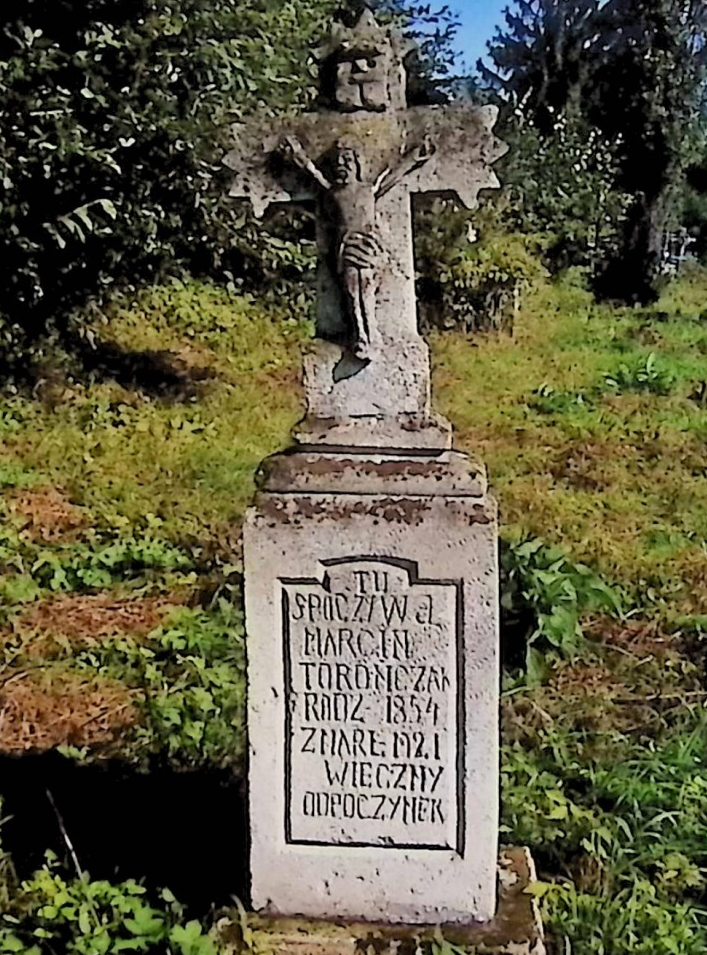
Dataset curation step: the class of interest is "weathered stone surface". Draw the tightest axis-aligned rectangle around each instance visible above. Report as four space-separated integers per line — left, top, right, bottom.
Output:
303 339 431 420
216 848 546 955
231 3 524 936
259 450 487 497
284 560 459 850
244 457 499 924
224 7 506 438
293 414 452 453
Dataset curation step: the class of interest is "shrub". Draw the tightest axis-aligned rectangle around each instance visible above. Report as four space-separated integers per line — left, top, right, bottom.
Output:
70 603 247 770
416 201 546 333
501 537 623 679
0 859 216 954
0 0 463 370
500 113 633 276
0 0 340 368
604 352 677 396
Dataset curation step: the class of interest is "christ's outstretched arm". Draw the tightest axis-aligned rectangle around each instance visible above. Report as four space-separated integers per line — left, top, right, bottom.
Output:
281 135 332 191
375 137 436 197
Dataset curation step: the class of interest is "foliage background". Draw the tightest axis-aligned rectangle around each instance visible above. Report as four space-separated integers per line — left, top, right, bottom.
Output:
3 1 707 954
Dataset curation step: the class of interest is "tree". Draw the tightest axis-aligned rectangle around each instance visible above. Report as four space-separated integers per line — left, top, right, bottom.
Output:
501 116 631 273
0 0 459 371
589 0 707 301
682 134 707 257
481 0 707 302
0 0 342 368
481 0 602 133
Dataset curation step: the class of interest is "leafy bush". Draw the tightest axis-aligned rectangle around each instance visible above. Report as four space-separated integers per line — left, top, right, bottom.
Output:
71 602 246 770
500 114 633 275
0 0 464 369
0 517 195 616
0 858 216 954
29 537 192 593
0 527 192 601
0 0 341 367
528 383 594 416
502 740 610 861
416 201 546 332
501 537 622 679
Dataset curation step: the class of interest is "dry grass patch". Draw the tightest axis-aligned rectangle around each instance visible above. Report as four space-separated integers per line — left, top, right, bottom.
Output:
504 661 659 740
549 440 640 493
503 661 639 739
670 550 707 615
590 616 680 661
7 594 182 659
503 614 703 743
0 670 139 754
8 487 85 543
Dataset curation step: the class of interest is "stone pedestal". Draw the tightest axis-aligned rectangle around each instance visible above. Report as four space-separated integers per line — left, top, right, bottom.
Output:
244 440 499 924
304 339 432 419
218 848 546 955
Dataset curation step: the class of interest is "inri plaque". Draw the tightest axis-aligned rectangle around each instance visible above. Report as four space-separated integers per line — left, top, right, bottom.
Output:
282 559 462 851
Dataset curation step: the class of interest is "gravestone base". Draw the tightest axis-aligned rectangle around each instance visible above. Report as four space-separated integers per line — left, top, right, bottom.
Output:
218 848 546 955
293 413 452 453
244 442 500 925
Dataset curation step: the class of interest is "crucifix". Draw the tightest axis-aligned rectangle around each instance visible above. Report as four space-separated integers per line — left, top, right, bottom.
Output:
280 133 435 361
224 7 506 425
233 10 540 936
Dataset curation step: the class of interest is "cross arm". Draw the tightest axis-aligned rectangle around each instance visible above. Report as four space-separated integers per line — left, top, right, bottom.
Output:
281 136 333 192
224 114 331 218
401 104 507 210
375 137 437 198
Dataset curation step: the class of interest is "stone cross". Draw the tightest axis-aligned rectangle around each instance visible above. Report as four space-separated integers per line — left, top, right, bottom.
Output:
225 8 506 439
228 10 543 944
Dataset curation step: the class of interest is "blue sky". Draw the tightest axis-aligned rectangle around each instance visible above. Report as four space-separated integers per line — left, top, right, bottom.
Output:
451 0 508 70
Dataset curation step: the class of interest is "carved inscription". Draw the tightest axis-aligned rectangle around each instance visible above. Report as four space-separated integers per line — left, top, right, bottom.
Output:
283 559 461 849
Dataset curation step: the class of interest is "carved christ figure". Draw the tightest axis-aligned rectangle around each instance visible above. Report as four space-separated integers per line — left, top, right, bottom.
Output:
282 135 435 361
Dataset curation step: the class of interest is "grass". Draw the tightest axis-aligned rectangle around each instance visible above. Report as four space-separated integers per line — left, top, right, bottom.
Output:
2 268 707 951
1 281 307 540
433 265 707 615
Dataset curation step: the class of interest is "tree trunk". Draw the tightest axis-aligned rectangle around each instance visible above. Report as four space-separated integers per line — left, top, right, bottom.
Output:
596 191 665 304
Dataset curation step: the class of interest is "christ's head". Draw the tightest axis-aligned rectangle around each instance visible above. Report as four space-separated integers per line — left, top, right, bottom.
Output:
333 145 362 187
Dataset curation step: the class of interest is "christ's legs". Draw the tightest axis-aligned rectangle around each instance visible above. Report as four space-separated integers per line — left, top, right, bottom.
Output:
344 267 380 359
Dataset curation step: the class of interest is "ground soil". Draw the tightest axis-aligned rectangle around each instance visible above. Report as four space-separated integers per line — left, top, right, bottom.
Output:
7 593 181 658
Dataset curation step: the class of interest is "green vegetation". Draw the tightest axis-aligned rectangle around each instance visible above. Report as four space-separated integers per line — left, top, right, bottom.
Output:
433 266 707 608
4 0 707 952
1 856 217 954
1 270 707 951
484 0 707 302
0 281 306 538
0 0 344 363
0 0 461 366
70 603 246 771
501 537 622 676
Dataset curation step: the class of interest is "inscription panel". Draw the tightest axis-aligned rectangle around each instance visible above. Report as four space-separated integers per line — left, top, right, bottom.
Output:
282 559 462 850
